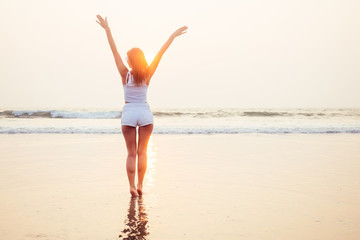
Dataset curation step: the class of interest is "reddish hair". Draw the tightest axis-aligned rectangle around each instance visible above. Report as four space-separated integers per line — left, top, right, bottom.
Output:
127 48 149 86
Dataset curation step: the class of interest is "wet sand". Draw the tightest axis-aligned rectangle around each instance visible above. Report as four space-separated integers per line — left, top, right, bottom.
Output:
0 134 359 239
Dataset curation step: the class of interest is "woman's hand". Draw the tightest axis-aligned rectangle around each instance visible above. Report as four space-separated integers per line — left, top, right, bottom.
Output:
171 26 188 38
96 15 109 30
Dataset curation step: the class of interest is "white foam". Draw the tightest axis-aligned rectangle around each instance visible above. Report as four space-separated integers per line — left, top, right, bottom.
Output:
1 126 359 134
50 111 121 119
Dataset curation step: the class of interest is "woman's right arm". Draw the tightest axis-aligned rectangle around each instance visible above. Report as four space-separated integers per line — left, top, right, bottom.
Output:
96 15 128 83
147 26 188 84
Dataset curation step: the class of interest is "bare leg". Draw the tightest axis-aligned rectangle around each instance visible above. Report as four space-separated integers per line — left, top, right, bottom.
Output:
122 125 139 197
137 124 153 195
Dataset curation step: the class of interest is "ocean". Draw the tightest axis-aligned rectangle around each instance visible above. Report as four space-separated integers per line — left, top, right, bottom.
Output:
1 107 360 134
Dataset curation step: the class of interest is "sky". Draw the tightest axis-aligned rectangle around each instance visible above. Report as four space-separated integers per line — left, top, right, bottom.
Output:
1 0 360 109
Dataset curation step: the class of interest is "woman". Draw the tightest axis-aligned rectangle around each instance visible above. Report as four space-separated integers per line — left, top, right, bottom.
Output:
96 15 187 197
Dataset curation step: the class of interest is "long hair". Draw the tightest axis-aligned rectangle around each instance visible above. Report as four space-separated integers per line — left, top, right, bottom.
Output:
127 48 149 86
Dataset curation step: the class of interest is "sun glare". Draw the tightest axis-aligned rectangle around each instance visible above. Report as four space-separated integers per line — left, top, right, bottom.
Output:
145 137 156 189
145 53 155 64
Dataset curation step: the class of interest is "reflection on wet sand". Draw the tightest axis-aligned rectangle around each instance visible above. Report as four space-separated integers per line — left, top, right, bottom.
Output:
119 196 149 240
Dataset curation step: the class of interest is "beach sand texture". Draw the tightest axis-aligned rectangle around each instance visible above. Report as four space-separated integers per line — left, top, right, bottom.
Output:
0 134 359 240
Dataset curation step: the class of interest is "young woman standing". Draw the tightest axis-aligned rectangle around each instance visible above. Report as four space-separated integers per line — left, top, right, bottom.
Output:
96 15 187 196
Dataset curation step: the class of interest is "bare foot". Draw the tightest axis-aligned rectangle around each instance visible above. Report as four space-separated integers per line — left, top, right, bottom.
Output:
130 187 139 197
137 184 143 195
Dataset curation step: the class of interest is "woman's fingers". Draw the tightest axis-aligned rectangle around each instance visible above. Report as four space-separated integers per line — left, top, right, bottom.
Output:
96 19 104 26
96 15 106 24
178 26 188 33
96 20 103 27
96 15 109 29
173 26 188 37
178 26 188 32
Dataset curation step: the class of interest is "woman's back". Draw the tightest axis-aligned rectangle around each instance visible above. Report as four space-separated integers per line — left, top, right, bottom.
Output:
123 71 148 103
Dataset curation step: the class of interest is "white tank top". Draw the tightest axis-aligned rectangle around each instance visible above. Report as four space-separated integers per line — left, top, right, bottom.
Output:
123 71 148 103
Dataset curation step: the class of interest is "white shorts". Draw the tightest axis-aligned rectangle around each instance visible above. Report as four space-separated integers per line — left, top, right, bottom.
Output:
121 103 154 127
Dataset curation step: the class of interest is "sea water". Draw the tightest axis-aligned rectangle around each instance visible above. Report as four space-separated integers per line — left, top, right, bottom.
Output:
0 108 359 134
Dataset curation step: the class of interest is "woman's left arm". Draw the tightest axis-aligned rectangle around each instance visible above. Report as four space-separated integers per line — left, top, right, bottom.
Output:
96 15 128 82
147 26 188 84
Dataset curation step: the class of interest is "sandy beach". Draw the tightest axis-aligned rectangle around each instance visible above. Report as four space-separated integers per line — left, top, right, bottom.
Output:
0 133 359 240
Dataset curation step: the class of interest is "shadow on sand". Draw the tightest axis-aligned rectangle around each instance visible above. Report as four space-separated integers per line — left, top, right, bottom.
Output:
119 196 149 240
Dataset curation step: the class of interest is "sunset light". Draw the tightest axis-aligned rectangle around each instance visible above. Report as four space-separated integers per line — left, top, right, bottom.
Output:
1 1 360 239
145 53 155 65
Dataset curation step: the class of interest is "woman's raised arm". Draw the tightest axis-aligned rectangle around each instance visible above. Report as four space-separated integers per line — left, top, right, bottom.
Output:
147 26 188 84
96 15 128 83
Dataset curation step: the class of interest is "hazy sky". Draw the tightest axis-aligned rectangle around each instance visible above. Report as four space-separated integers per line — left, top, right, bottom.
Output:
1 0 359 109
